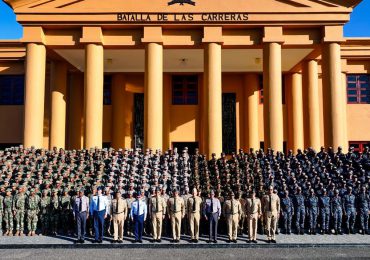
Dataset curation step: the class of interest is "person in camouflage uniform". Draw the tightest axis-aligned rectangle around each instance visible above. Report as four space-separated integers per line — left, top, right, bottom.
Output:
50 189 60 235
60 188 72 235
26 188 40 236
14 186 27 236
40 189 51 235
3 188 13 236
0 191 3 235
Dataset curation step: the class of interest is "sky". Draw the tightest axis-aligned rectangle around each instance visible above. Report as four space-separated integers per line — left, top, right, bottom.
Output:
0 0 369 39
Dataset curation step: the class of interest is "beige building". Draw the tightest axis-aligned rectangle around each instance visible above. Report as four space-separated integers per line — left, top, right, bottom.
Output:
0 0 370 156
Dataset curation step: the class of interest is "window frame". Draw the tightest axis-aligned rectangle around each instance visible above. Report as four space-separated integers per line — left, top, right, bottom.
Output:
171 75 199 105
349 141 370 153
0 75 25 105
347 74 370 104
103 75 112 105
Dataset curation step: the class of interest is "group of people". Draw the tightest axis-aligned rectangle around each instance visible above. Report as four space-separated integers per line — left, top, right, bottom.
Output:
0 145 369 244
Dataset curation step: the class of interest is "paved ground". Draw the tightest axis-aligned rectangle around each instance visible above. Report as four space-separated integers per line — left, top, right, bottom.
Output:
0 247 369 260
0 233 369 248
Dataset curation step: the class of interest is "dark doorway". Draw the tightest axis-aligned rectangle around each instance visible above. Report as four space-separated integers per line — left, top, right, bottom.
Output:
134 93 144 149
172 142 199 155
222 93 237 155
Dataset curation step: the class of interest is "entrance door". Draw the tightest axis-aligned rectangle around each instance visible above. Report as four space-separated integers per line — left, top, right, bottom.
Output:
222 93 236 154
134 93 144 149
172 142 199 155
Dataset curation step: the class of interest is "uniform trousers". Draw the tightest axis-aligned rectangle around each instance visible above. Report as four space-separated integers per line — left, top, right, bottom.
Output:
93 210 105 241
171 212 182 240
189 212 200 240
112 213 125 241
248 213 258 241
151 212 163 240
265 211 278 240
76 211 87 240
207 212 219 241
226 214 239 240
133 214 144 241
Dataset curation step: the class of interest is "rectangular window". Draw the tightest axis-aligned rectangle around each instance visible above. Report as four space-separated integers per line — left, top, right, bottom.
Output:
347 74 370 104
172 75 198 105
0 75 24 105
349 141 370 153
103 75 112 105
258 74 285 105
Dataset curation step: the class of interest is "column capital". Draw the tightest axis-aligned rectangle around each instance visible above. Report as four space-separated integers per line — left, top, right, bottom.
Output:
202 26 223 43
21 27 46 44
322 25 345 43
80 26 104 45
341 58 348 73
262 26 284 44
141 26 163 43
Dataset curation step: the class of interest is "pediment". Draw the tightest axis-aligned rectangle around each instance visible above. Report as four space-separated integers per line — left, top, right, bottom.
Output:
5 0 362 13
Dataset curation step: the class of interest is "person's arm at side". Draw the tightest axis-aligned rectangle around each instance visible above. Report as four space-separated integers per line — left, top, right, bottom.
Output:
143 201 147 221
217 199 221 219
86 197 89 219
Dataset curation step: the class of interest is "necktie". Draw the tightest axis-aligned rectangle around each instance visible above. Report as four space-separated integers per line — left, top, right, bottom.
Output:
156 196 159 212
137 200 140 215
252 198 254 213
211 199 214 213
97 196 100 211
116 198 119 213
269 195 272 212
174 198 177 212
79 197 82 212
192 197 196 212
231 199 234 214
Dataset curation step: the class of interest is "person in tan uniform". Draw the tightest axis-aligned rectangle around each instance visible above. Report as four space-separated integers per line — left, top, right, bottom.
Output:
238 192 247 235
245 189 262 243
111 192 128 243
187 187 203 243
149 187 166 243
222 191 241 243
167 189 185 243
262 186 280 243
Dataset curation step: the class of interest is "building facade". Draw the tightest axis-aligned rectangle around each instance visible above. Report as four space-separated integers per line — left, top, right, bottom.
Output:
0 0 370 156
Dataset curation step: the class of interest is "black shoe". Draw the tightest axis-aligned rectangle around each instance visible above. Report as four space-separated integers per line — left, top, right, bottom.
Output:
151 239 156 243
74 239 80 244
253 240 258 244
267 240 271 243
227 239 231 243
81 240 85 244
118 240 123 244
207 240 212 243
111 240 117 244
157 239 161 243
246 240 251 243
213 240 217 243
98 240 103 244
271 240 277 243
93 240 98 243
132 240 137 243
287 231 291 235
139 240 143 243
172 239 176 243
300 230 304 235
194 239 198 243
233 240 237 243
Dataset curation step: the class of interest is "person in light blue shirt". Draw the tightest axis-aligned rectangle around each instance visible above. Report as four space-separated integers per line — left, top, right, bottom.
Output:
90 186 109 243
130 191 147 243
